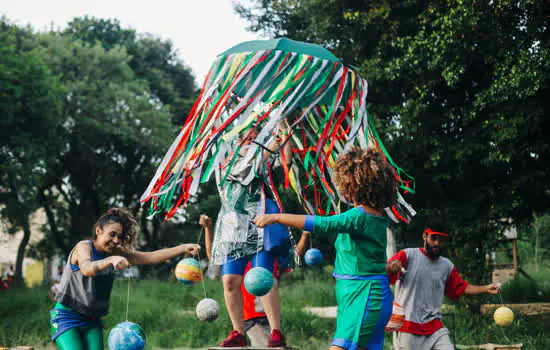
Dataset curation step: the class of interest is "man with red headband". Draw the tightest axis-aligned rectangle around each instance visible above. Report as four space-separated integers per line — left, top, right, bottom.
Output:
386 223 501 350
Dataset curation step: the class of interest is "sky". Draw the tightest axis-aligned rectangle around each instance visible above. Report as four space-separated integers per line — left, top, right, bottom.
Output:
1 0 262 83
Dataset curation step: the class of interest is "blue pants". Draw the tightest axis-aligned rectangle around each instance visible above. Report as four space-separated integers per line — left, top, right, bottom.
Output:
222 251 274 276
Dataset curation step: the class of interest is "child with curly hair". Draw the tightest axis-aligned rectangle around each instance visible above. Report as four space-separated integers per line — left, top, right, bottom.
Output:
255 147 397 350
50 207 200 350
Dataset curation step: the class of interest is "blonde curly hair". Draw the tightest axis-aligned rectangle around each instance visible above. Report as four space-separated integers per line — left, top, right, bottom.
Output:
333 147 398 210
92 207 138 249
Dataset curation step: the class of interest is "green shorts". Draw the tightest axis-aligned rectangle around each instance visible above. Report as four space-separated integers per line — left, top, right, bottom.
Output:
332 276 393 350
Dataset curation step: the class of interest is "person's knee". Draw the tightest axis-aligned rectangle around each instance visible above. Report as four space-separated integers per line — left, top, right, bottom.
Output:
223 275 242 292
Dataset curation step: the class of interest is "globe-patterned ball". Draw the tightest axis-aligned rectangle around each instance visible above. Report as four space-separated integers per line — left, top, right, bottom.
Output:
108 321 146 350
304 248 323 266
196 298 220 322
494 306 514 327
175 258 202 285
244 267 273 296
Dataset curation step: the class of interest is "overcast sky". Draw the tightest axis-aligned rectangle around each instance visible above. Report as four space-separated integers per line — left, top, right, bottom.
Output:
1 0 263 83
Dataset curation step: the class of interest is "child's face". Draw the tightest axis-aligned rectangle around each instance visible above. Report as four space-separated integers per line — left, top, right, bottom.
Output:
95 222 124 253
239 128 259 145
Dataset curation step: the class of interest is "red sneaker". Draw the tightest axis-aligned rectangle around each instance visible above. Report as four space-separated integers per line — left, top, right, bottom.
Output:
268 329 286 347
219 330 248 347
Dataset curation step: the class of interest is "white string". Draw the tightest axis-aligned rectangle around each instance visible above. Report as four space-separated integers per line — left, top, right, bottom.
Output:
196 227 208 299
125 277 131 321
256 225 261 267
254 194 265 268
498 288 505 307
199 266 208 299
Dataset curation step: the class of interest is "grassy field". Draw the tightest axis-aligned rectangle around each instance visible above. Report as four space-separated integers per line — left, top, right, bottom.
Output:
1 268 549 350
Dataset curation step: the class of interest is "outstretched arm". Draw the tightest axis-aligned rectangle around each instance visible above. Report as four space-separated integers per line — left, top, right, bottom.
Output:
465 283 501 295
120 244 200 265
255 210 356 236
445 267 500 300
255 213 306 230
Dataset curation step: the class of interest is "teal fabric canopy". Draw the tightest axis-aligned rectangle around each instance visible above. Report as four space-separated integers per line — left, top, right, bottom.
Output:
220 37 341 62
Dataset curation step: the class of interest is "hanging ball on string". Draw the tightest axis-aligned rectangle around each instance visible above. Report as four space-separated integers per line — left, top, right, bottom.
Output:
494 306 514 327
244 267 273 297
196 298 220 322
304 248 323 266
175 258 202 285
108 321 146 350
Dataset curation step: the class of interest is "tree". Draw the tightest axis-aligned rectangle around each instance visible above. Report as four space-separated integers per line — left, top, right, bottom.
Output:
0 19 63 284
235 0 550 280
531 214 550 272
51 17 201 252
62 17 198 125
34 32 177 256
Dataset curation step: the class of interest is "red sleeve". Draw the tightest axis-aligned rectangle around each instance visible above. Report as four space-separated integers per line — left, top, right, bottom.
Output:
445 266 469 300
387 250 408 285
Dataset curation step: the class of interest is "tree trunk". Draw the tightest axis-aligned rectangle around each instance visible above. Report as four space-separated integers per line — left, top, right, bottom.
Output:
152 218 161 245
140 208 152 249
534 216 540 273
14 216 31 287
40 194 67 254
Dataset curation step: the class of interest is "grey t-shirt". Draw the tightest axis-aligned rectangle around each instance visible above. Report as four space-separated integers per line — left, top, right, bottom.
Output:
394 248 454 325
55 241 114 318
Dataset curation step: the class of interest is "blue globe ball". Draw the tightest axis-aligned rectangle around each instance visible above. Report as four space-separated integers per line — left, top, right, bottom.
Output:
108 321 146 350
244 267 273 296
305 248 323 266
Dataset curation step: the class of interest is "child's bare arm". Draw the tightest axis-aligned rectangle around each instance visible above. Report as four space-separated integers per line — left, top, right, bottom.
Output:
295 231 311 257
119 244 200 265
255 213 306 229
255 211 357 236
199 215 214 259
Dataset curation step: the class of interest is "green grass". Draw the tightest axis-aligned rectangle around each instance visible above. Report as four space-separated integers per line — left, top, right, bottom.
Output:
484 264 550 304
1 268 549 349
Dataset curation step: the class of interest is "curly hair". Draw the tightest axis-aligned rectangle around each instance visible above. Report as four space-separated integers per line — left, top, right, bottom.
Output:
333 147 398 210
92 207 138 249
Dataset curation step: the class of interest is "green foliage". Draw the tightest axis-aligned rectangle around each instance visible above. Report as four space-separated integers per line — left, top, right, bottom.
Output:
1 272 550 349
529 214 550 264
235 0 550 281
62 16 198 125
34 31 177 254
0 19 64 281
1 15 199 260
498 277 550 304
0 20 63 218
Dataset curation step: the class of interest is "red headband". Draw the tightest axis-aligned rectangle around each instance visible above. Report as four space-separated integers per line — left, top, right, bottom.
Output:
424 228 449 237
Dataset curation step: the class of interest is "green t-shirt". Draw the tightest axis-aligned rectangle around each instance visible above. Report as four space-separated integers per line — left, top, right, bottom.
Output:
307 207 389 276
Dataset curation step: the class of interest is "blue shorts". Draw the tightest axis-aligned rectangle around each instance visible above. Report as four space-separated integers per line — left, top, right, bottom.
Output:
222 251 274 276
331 276 393 350
50 303 103 342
